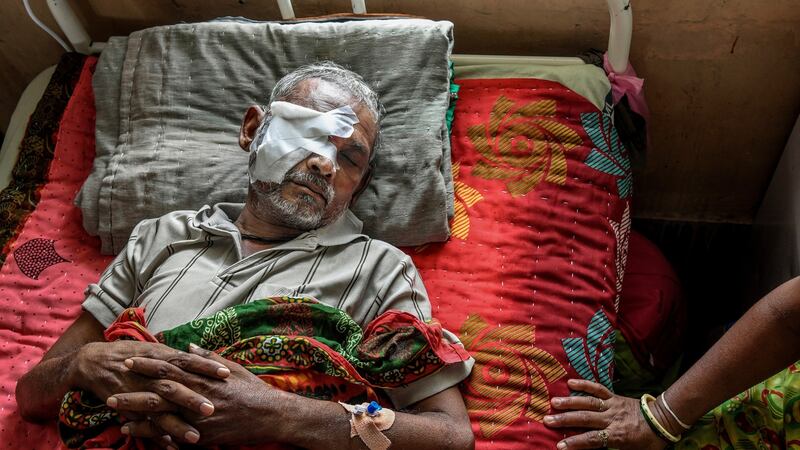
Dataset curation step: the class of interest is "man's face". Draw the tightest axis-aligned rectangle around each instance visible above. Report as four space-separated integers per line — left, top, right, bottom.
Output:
245 79 377 231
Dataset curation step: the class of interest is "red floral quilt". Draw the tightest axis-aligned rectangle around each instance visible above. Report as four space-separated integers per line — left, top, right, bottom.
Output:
406 78 631 448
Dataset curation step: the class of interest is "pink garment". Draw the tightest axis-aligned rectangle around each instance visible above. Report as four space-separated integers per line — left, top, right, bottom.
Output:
603 52 650 122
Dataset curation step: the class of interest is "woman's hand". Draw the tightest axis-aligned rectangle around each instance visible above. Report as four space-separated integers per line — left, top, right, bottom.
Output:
544 379 667 450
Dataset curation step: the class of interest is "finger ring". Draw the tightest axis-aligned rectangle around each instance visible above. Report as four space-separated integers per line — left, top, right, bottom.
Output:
597 430 609 447
598 399 606 411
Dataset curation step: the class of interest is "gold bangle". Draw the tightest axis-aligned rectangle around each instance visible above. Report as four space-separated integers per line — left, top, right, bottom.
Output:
640 394 681 443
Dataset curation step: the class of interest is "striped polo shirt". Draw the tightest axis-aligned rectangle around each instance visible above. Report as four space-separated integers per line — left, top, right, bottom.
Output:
83 203 473 407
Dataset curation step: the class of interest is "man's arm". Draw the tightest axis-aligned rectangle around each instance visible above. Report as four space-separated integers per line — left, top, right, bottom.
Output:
16 311 230 426
115 347 475 449
16 311 104 422
280 385 475 450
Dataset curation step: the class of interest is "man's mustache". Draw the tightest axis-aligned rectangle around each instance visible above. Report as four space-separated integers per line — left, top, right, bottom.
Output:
283 169 334 204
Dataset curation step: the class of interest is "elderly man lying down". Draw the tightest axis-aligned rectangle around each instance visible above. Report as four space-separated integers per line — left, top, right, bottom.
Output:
16 62 475 450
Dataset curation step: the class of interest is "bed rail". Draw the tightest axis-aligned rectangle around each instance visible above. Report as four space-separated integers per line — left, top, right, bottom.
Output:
40 0 632 73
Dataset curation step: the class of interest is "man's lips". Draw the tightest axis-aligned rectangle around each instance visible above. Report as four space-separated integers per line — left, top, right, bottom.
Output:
290 180 327 204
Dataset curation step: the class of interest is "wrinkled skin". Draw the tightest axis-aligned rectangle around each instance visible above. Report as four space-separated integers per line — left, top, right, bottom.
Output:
544 379 666 450
108 346 285 446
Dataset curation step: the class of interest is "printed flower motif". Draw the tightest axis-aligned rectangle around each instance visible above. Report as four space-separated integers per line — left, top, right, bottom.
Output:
450 161 484 240
469 96 582 196
13 238 70 279
382 369 404 384
562 309 616 391
581 101 632 198
260 336 287 362
610 204 631 312
191 307 241 350
459 314 567 438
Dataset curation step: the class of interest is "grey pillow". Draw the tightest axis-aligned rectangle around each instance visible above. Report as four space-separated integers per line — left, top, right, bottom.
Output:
78 19 455 254
75 36 128 236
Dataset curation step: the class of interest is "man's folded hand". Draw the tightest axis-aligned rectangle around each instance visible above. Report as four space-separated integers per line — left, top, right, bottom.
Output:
108 343 283 446
69 340 229 434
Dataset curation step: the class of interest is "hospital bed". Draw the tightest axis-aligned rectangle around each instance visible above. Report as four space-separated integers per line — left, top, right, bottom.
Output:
0 1 638 448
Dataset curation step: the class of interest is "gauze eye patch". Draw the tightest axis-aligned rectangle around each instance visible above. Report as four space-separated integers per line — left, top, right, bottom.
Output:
248 101 360 184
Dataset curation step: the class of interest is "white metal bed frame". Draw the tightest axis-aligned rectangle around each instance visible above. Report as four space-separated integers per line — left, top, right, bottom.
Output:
42 0 632 73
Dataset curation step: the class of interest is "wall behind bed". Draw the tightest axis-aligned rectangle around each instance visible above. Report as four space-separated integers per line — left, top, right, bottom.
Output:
1 0 800 225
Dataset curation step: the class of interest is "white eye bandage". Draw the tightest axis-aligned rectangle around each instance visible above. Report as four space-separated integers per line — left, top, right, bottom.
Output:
248 101 360 184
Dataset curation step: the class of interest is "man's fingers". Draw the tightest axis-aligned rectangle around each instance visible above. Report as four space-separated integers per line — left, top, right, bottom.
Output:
133 346 230 380
121 419 164 439
153 434 177 450
123 414 200 445
188 343 232 368
557 430 612 450
152 414 201 445
144 378 215 416
107 392 178 414
551 395 608 412
566 379 613 400
544 410 607 429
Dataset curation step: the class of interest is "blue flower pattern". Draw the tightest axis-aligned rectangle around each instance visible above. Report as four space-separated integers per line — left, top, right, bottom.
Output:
562 309 616 393
581 100 632 198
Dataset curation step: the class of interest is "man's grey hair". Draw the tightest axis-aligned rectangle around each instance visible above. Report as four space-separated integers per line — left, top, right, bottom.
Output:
268 61 383 165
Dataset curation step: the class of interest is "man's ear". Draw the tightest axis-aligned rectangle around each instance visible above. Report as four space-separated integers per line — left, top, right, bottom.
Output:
350 167 373 206
239 105 267 151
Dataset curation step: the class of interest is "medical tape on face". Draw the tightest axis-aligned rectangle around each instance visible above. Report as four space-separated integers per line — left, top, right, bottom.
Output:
248 101 359 184
338 401 396 450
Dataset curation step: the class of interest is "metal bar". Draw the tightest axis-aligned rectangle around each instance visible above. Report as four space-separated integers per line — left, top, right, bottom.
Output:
45 0 91 53
43 0 633 71
351 0 367 14
277 0 295 20
606 0 633 73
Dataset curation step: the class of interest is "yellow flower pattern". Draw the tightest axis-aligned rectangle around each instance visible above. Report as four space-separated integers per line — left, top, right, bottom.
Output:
451 161 483 240
469 96 582 196
459 314 567 438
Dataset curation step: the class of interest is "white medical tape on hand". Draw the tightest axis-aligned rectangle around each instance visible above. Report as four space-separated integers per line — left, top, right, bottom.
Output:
248 101 359 184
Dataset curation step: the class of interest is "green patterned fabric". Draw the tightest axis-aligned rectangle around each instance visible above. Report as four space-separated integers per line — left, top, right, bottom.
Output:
674 362 800 449
446 60 459 135
59 297 470 449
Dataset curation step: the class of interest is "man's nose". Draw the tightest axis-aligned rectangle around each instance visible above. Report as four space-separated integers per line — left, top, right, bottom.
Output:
306 153 336 179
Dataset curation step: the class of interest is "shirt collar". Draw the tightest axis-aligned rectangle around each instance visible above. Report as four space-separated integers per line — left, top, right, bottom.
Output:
193 202 368 248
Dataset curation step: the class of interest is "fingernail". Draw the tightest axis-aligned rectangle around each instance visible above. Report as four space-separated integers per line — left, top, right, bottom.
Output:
120 425 130 435
557 442 567 449
189 343 199 351
124 358 134 369
552 398 562 406
216 366 231 378
185 430 200 443
106 397 118 408
543 415 554 424
200 402 215 416
162 434 172 442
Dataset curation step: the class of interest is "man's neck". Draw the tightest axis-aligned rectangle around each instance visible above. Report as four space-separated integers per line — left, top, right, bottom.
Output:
234 202 304 242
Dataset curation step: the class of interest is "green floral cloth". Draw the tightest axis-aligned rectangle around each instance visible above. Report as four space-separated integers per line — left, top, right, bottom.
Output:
675 362 800 449
59 296 471 449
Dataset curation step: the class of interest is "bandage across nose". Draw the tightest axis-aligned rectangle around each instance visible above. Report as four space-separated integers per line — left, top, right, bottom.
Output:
248 101 360 184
